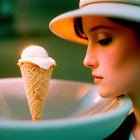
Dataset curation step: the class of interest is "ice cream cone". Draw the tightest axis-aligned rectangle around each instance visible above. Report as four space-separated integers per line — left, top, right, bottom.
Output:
19 62 54 122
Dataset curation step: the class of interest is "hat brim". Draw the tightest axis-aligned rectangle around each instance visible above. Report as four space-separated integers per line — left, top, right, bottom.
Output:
49 3 140 45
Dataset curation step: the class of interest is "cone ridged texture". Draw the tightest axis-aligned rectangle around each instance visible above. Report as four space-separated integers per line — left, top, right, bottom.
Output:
19 62 53 122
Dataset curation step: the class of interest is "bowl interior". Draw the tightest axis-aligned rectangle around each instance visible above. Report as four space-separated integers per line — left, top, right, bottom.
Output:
0 78 120 121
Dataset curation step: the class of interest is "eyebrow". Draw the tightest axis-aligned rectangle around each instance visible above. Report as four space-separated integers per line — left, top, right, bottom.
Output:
88 25 116 33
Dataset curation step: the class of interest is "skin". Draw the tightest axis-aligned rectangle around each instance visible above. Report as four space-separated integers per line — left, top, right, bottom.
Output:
82 16 140 139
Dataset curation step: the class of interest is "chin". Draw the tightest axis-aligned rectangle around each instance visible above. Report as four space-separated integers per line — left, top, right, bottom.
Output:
98 86 124 98
98 91 111 98
98 86 109 98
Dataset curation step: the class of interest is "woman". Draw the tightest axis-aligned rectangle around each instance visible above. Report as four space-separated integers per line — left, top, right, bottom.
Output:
49 0 140 139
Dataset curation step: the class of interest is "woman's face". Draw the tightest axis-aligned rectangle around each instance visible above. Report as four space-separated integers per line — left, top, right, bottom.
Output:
82 16 140 98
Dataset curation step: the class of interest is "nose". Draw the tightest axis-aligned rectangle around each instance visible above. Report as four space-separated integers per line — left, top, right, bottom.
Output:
83 44 98 68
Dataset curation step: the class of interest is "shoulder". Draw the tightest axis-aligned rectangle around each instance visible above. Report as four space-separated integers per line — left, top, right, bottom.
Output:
104 113 135 140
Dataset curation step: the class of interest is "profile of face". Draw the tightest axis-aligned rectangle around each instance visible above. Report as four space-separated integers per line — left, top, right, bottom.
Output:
82 16 140 98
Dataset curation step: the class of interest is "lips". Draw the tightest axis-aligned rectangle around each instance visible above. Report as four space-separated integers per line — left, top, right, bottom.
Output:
92 74 103 79
92 74 103 84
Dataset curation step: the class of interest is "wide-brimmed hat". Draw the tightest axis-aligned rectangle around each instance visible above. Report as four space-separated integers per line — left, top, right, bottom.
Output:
49 0 140 45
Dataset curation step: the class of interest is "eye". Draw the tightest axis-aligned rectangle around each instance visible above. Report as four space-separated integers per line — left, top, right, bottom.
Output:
97 38 112 46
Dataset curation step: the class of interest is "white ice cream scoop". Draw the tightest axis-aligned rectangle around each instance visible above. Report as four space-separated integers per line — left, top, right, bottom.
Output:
18 45 56 70
21 45 49 59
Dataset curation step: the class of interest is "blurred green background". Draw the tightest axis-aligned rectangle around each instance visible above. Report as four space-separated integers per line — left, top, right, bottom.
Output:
0 0 93 83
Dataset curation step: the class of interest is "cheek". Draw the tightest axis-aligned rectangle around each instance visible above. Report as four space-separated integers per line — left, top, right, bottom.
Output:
101 48 122 72
103 50 137 84
99 45 140 97
101 44 137 75
98 51 125 97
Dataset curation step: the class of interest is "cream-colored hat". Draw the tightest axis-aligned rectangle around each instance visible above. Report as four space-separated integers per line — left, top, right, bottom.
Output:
49 0 140 45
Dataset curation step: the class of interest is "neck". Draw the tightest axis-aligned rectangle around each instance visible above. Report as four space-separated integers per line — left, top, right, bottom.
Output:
131 109 140 140
129 91 140 125
128 89 140 139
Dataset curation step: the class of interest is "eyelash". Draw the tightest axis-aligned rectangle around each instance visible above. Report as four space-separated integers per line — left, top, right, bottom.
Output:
97 38 112 46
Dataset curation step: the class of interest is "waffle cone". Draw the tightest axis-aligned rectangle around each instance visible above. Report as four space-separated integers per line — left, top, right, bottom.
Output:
19 62 53 122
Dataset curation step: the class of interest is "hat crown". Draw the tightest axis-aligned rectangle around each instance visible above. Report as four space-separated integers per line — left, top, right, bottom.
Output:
80 0 140 7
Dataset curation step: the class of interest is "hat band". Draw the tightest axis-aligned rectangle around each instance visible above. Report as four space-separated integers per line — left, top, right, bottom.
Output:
80 0 140 8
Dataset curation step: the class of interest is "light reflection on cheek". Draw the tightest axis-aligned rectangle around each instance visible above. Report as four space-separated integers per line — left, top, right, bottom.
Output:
101 50 120 73
103 46 130 73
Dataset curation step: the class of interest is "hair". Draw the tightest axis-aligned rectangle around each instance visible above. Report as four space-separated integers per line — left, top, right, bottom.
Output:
74 17 88 40
74 17 140 41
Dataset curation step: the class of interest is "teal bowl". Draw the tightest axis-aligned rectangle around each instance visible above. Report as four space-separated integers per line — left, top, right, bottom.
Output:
0 78 132 140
